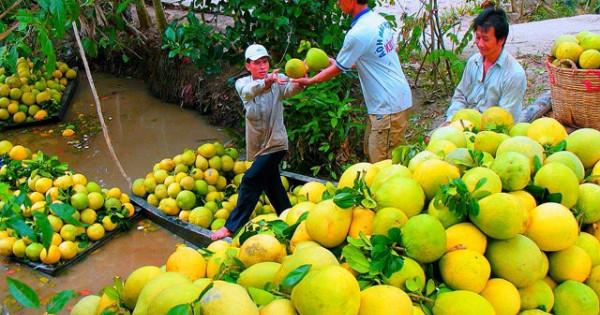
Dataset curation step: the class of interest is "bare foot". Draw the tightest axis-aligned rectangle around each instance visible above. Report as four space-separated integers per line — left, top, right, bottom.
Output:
210 227 232 240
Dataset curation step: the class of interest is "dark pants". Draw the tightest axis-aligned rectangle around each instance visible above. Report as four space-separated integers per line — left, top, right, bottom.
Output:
224 150 291 233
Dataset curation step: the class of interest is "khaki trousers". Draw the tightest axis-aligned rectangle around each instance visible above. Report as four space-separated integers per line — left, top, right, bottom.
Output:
364 110 410 163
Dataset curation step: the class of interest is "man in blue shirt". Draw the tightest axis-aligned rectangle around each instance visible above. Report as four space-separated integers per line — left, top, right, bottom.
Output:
292 0 412 163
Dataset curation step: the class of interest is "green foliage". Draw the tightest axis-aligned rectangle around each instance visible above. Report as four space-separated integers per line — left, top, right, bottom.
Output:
333 171 376 209
284 75 365 178
433 177 489 218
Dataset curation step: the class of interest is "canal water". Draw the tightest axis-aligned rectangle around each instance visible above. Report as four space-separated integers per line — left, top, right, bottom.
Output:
0 71 230 314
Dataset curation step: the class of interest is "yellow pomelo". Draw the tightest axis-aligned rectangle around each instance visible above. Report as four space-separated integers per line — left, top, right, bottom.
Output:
440 248 491 293
148 282 202 315
426 139 457 158
0 237 17 256
552 34 579 56
337 162 372 189
430 126 467 148
407 150 436 171
371 207 408 236
480 278 521 315
291 265 360 315
486 235 544 288
585 265 600 300
165 246 206 281
412 159 460 201
348 207 375 238
579 49 600 69
238 233 285 268
443 147 475 173
400 214 446 263
369 164 412 192
96 291 121 315
197 143 217 158
525 202 578 252
556 41 584 63
542 275 557 291
575 232 600 267
132 272 190 315
445 222 487 254
451 108 482 127
285 201 315 225
490 151 531 191
71 295 101 315
566 128 600 169
544 151 585 183
285 58 307 79
372 176 425 218
481 106 514 131
549 245 592 283
580 33 600 50
188 206 213 228
206 248 240 279
200 281 259 315
358 285 412 315
297 181 326 203
305 48 329 72
508 190 537 212
433 290 495 315
470 193 527 240
518 279 554 311
272 245 338 286
0 140 13 155
381 255 425 293
553 280 599 315
237 261 280 289
259 298 297 315
527 117 567 147
122 265 163 310
305 199 352 248
461 167 503 196
496 136 544 174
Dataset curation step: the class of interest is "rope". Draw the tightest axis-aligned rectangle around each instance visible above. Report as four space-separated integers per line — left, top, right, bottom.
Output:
71 21 132 187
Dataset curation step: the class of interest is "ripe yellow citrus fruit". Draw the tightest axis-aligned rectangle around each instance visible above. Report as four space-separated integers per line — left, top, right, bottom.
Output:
8 145 28 160
166 246 207 281
480 278 521 315
556 41 584 63
480 106 514 131
40 244 61 264
285 58 307 79
525 202 578 252
87 223 105 241
58 240 78 260
439 248 491 293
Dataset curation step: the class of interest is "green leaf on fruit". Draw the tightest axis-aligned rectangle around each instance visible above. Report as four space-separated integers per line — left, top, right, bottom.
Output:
282 264 311 288
342 245 370 273
166 304 190 315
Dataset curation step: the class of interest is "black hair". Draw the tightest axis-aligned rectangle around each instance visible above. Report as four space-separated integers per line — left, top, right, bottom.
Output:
357 0 368 4
473 7 509 45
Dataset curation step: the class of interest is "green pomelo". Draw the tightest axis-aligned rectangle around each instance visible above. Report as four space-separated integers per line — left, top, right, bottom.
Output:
148 282 202 315
486 235 544 288
358 285 413 315
291 265 360 315
553 280 599 315
200 281 259 315
430 126 467 148
533 163 579 209
490 151 531 191
566 128 600 169
188 207 213 229
272 245 339 286
574 232 600 266
509 122 531 137
579 49 600 69
461 167 503 197
305 199 352 248
470 193 527 240
552 34 579 56
407 150 441 172
432 290 495 315
585 265 600 300
426 199 465 228
443 147 473 174
237 261 281 289
496 136 544 174
580 33 600 50
71 295 101 315
384 256 426 292
577 183 600 224
544 151 585 183
371 207 408 236
285 201 315 226
305 48 329 72
518 280 554 311
122 265 163 310
400 214 446 263
372 177 425 218
176 190 197 210
132 272 191 315
548 245 592 283
369 164 412 192
474 130 505 157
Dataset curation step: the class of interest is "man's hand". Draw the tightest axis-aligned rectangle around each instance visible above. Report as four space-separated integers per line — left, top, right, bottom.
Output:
291 77 311 87
264 69 288 90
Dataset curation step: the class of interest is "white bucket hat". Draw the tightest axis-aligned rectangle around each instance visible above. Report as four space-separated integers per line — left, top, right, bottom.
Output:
245 44 270 61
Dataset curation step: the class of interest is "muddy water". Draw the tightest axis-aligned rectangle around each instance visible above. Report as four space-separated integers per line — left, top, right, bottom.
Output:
0 72 230 314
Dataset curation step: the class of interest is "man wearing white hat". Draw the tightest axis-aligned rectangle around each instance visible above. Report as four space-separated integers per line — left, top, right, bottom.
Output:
211 44 304 240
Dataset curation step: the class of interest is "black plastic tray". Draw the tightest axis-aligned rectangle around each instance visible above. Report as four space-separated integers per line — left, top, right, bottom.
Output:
0 67 80 131
130 171 327 248
2 206 142 277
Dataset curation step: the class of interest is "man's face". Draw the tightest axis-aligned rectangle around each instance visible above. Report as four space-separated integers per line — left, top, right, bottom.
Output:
337 0 354 14
475 26 505 59
246 57 270 80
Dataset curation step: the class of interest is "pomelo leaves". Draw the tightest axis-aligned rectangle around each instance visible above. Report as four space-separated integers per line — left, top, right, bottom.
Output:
7 277 40 309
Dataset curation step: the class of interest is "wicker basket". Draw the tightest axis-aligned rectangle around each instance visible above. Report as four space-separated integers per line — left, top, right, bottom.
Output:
545 56 600 130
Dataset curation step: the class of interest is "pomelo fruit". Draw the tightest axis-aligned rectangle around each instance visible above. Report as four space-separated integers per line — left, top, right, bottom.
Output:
445 222 487 254
305 199 352 248
461 166 502 197
450 108 482 127
486 235 544 288
439 248 491 293
407 150 441 172
71 295 101 315
358 285 412 315
384 256 426 292
509 122 530 137
525 202 578 252
552 34 579 56
579 32 600 50
496 136 544 173
369 164 412 192
400 214 446 263
426 139 457 158
259 298 298 315
480 278 521 315
576 183 600 224
480 106 514 131
372 176 425 218
305 48 329 72
533 163 579 209
272 245 339 286
200 281 259 315
238 233 285 268
165 246 206 281
132 272 190 315
412 159 460 201
474 130 505 156
544 151 585 183
470 193 527 240
371 207 408 236
553 280 599 315
297 181 326 203
566 128 600 169
527 117 567 147
148 282 203 315
490 151 531 191
430 126 467 148
427 199 465 228
285 58 306 79
237 261 280 289
337 162 372 189
518 279 554 311
574 232 600 266
556 41 584 63
548 245 592 283
579 49 600 69
122 265 163 310
432 290 495 315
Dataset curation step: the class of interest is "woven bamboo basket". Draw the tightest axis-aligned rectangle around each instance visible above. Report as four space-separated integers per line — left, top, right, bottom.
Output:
545 56 600 130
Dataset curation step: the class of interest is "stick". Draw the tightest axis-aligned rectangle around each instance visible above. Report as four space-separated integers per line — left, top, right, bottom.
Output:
0 0 23 20
71 21 132 186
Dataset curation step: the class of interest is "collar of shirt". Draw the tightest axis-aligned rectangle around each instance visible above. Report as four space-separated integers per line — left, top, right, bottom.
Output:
351 8 371 27
475 49 508 69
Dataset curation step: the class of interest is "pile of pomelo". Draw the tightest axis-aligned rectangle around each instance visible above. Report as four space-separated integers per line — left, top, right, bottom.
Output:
552 30 600 69
74 106 600 314
0 57 78 126
0 140 134 266
131 142 317 232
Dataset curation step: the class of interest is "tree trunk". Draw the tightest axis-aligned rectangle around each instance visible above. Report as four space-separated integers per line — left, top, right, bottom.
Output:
136 2 152 30
151 0 167 35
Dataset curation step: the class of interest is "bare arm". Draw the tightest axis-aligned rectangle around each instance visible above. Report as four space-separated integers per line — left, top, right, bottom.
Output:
291 61 343 87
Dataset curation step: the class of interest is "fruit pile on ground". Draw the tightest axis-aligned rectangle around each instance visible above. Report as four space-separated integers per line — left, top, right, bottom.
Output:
0 57 78 127
551 31 600 69
130 142 317 232
0 140 134 266
75 106 600 314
